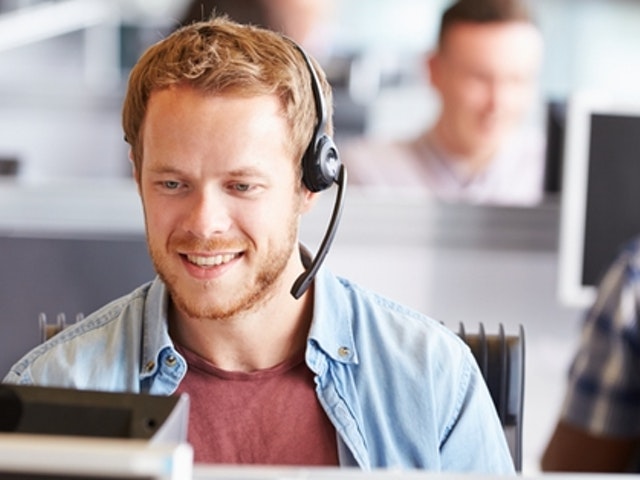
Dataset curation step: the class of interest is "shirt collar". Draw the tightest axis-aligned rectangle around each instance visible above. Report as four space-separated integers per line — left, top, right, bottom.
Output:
139 247 360 374
140 276 175 378
307 265 358 365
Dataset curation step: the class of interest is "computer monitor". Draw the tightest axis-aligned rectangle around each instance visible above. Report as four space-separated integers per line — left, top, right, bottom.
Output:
0 434 193 480
0 384 192 479
558 91 640 308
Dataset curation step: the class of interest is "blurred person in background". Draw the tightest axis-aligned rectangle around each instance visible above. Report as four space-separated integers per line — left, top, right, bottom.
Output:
178 0 375 139
342 0 545 206
178 0 335 62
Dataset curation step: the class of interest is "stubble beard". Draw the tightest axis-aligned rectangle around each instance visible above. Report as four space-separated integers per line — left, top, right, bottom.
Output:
148 220 299 322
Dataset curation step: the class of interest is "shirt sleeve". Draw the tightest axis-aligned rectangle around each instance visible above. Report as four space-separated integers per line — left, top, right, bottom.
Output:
439 347 516 474
560 239 640 437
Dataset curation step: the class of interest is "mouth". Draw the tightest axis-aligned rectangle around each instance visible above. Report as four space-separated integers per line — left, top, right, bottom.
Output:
184 252 241 268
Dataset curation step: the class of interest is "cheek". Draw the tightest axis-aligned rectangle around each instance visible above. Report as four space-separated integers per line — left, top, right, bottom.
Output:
141 197 175 236
507 84 534 111
448 78 488 109
247 194 302 235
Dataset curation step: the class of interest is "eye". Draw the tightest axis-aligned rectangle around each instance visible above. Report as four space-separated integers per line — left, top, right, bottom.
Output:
163 180 181 190
225 176 266 196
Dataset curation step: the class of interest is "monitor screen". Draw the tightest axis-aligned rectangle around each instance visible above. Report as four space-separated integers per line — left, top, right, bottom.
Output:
558 91 640 308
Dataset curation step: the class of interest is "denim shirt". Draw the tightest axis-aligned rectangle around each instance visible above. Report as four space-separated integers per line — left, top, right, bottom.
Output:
3 268 514 474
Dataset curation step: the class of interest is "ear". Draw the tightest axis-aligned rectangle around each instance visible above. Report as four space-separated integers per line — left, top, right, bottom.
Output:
426 51 441 89
300 189 318 215
128 149 141 192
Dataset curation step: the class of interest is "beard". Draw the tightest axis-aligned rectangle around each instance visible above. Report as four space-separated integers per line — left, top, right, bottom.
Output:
148 217 300 322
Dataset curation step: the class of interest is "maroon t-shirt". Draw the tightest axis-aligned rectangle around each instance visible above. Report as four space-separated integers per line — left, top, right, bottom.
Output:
175 345 339 465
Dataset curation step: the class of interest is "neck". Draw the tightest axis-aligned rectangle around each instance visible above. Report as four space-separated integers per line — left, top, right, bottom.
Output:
429 123 495 175
169 276 314 374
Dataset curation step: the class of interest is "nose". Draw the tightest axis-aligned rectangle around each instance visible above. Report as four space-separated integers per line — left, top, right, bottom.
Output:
486 76 522 115
183 189 231 238
484 79 502 113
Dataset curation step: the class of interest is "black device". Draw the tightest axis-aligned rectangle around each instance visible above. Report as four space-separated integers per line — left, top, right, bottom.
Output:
0 384 189 442
290 42 347 299
543 99 567 195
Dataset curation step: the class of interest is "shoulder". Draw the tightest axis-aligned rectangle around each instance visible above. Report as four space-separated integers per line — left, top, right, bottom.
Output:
54 281 153 340
620 235 640 266
594 236 640 306
333 274 469 366
3 282 154 386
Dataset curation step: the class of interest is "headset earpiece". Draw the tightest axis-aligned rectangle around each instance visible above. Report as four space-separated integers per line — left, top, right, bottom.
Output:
291 42 342 193
302 133 340 192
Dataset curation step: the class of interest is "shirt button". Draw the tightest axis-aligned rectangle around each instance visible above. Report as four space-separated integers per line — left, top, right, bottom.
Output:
165 355 177 367
144 361 155 372
338 346 350 358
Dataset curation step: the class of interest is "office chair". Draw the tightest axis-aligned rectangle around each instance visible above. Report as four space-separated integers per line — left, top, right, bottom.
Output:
457 323 525 472
38 313 83 343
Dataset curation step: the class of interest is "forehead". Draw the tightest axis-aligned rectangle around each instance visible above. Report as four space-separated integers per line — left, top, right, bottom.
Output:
141 87 297 169
144 87 289 141
145 85 284 123
442 21 543 71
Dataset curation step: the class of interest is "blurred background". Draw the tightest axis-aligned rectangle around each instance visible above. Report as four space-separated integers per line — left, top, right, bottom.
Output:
2 0 640 179
1 0 640 474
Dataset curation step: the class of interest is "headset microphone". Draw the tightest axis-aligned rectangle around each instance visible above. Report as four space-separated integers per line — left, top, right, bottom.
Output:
289 42 347 300
291 164 346 299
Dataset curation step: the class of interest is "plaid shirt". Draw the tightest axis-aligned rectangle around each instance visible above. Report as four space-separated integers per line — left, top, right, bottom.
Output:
561 235 640 437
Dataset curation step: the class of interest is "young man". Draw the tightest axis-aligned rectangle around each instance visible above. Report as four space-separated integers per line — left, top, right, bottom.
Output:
542 235 640 472
3 17 514 472
344 0 545 206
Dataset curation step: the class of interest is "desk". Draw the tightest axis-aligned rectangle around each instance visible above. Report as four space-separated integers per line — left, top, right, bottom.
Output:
0 434 624 480
193 465 620 480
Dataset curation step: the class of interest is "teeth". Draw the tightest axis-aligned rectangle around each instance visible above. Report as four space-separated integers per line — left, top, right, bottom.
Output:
186 253 237 267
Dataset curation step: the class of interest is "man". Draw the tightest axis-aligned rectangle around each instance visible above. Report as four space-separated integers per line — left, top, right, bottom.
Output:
343 0 545 206
542 235 640 472
3 17 513 472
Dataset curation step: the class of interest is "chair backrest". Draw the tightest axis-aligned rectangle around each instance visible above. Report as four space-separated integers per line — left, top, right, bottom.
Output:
457 323 525 472
38 312 83 343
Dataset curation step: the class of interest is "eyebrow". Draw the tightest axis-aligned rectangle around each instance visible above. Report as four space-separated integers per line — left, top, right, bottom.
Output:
226 166 270 178
145 164 271 179
144 165 186 177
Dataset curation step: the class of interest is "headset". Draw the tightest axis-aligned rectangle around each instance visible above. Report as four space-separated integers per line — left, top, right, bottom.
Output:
289 42 347 299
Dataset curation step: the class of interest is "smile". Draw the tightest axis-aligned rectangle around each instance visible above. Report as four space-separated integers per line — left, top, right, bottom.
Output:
185 253 239 267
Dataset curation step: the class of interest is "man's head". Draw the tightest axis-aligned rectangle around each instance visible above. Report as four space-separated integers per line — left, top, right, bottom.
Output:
122 17 333 320
427 0 543 167
122 15 333 186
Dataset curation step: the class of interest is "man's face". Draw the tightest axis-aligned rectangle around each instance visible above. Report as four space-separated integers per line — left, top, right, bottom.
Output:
429 21 543 159
136 86 311 321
